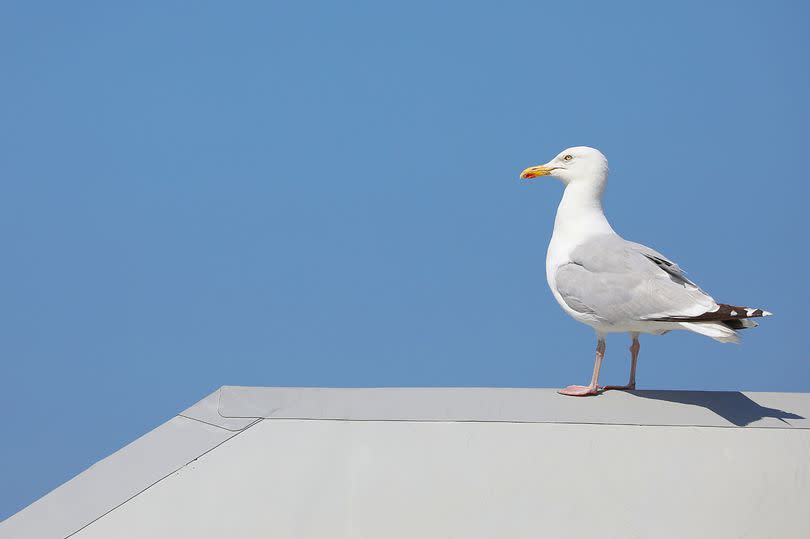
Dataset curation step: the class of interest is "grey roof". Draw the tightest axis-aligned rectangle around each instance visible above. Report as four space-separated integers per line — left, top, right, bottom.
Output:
2 387 809 539
211 386 810 428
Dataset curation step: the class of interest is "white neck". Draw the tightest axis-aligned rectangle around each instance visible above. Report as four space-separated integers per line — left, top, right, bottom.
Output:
552 181 615 246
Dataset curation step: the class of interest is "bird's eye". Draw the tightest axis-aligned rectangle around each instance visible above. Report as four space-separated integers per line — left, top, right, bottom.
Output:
563 154 573 161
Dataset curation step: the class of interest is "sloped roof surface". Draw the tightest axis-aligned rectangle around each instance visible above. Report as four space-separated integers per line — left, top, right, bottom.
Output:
2 387 809 539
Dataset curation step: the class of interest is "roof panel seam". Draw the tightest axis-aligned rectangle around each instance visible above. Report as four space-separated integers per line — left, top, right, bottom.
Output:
62 417 264 539
252 417 808 430
177 413 260 432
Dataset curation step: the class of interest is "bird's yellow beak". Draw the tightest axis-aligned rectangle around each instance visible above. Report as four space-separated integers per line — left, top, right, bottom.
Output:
520 165 555 179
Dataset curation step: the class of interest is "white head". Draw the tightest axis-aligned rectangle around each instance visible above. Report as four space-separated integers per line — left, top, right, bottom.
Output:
520 146 609 188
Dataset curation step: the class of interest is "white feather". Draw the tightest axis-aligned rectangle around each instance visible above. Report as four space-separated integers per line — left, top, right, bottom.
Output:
678 322 741 344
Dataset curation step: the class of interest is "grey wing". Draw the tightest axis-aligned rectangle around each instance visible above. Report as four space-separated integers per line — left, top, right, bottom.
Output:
623 240 698 287
555 235 717 323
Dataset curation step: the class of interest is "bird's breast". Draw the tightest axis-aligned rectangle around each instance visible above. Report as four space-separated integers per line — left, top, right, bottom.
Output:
545 237 574 306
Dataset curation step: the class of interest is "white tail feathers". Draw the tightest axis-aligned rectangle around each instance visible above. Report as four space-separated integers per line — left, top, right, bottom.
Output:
679 321 741 344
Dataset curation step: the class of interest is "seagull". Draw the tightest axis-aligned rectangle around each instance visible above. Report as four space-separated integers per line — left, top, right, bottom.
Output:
520 146 771 397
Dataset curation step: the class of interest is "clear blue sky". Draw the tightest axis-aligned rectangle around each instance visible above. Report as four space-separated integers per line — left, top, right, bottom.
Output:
2 1 808 520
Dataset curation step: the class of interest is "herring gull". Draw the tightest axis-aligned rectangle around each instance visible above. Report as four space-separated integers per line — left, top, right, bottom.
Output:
520 146 771 396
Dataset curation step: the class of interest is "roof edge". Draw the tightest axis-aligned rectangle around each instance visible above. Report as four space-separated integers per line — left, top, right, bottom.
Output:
215 386 810 429
180 387 260 432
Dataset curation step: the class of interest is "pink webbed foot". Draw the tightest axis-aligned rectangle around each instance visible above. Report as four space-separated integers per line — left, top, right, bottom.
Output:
558 385 601 397
602 384 636 392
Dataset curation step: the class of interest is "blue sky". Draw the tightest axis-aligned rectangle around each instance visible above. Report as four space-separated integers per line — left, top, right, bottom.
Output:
2 1 808 520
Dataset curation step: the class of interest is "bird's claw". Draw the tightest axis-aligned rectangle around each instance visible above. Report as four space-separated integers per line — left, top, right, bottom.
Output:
558 385 602 397
602 384 636 392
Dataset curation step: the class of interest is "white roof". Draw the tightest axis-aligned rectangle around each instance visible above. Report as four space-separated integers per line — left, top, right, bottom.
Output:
2 387 809 539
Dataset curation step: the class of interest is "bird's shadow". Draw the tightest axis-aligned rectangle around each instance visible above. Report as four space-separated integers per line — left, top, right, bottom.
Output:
625 390 804 427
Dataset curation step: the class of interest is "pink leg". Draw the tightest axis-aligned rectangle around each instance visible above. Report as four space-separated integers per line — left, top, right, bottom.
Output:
559 337 605 397
604 333 639 391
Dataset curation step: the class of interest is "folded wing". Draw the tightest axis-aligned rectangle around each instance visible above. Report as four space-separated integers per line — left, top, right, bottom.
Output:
555 234 718 324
